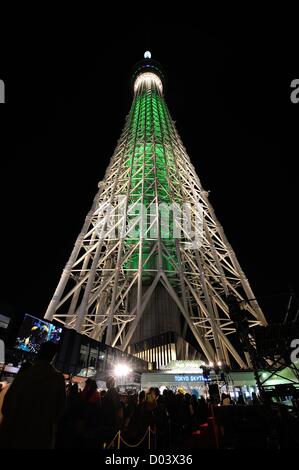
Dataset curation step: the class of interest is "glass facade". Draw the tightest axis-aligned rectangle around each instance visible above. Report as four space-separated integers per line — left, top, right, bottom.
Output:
56 329 148 382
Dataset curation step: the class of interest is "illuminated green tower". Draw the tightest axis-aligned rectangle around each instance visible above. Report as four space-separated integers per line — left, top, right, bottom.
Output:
45 52 267 369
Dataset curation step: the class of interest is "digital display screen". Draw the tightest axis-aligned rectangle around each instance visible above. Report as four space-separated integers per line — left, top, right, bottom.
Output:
15 314 62 354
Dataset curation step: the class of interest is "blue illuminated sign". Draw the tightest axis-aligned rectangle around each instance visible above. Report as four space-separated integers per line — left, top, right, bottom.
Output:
174 375 205 382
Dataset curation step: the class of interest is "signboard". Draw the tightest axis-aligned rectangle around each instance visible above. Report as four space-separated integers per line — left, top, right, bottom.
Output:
174 375 204 382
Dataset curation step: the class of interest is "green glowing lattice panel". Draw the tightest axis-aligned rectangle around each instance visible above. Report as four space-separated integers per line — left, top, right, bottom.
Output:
123 87 179 278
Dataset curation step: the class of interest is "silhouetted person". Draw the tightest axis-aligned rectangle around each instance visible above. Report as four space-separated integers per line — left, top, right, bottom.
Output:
102 376 123 442
0 342 66 449
184 393 196 434
154 395 170 449
138 389 146 405
71 379 101 448
81 379 100 405
198 396 209 424
237 394 246 405
56 380 98 450
132 390 147 437
221 393 231 406
68 383 80 404
251 392 261 405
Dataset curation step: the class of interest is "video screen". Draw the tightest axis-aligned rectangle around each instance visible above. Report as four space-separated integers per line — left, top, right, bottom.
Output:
15 314 62 354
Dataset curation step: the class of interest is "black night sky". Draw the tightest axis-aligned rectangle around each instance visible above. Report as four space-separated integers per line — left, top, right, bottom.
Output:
0 19 298 330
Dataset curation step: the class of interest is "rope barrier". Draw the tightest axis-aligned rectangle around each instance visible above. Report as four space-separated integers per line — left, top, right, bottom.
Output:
105 426 153 449
120 426 151 448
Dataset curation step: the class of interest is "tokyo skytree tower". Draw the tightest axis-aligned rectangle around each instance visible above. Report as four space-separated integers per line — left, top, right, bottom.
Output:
45 52 267 368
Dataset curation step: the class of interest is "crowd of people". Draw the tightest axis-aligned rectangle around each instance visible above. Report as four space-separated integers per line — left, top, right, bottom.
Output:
56 380 211 449
0 341 298 449
0 342 211 449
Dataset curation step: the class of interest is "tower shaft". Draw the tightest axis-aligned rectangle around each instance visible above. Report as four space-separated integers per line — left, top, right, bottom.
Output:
45 57 267 368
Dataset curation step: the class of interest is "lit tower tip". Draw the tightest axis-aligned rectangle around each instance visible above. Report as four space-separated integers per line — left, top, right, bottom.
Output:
132 53 165 94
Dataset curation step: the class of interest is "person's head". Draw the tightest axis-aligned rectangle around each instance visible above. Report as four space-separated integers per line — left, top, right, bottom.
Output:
184 393 191 404
36 341 58 363
145 391 156 409
146 391 153 401
84 378 93 391
139 390 146 403
157 395 165 406
106 376 116 390
82 379 99 401
69 383 79 398
89 380 98 394
191 394 198 403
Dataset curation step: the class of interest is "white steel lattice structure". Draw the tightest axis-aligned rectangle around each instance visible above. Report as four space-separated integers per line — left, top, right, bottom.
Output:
45 54 267 368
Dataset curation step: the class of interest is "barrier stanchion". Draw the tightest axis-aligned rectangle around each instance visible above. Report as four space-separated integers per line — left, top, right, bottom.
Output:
106 430 121 449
